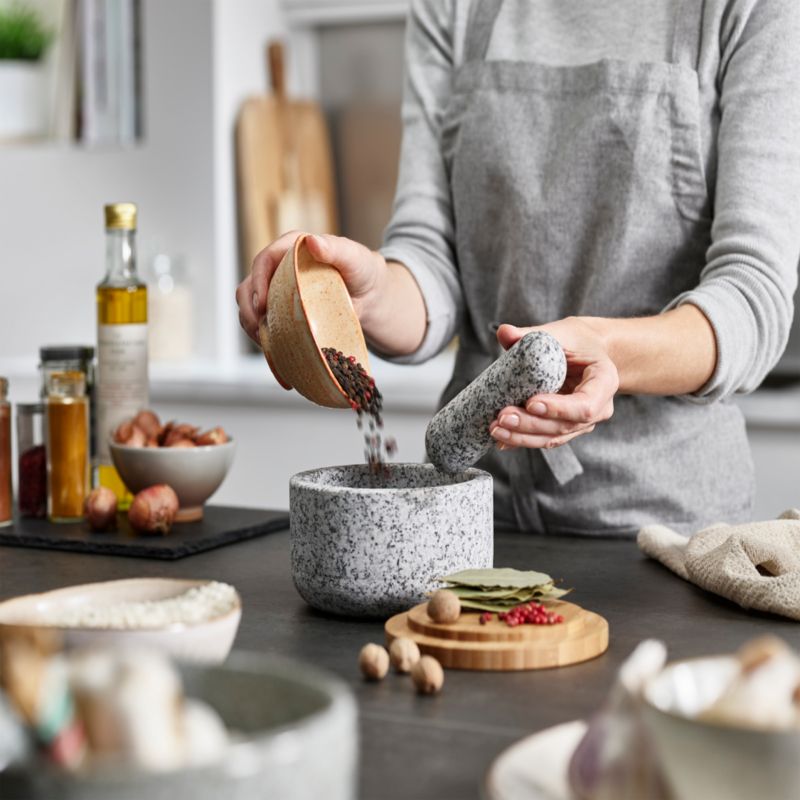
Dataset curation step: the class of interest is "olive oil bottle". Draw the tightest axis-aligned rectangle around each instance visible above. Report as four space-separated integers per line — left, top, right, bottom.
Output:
96 203 148 509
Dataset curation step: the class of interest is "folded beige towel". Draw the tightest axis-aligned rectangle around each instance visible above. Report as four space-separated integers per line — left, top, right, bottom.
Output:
638 510 800 621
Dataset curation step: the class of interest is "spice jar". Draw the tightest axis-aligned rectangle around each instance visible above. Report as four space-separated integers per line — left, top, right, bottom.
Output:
40 346 96 460
17 403 46 518
0 377 11 527
46 371 90 523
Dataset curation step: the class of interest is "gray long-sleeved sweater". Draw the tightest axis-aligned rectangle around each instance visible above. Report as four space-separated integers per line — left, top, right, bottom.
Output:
380 0 800 401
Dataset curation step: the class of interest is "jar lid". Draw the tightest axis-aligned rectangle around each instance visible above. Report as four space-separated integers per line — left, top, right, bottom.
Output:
39 345 95 363
17 402 44 413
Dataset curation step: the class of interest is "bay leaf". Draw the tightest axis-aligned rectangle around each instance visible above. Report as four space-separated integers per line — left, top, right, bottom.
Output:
458 598 525 612
446 586 534 600
440 567 554 589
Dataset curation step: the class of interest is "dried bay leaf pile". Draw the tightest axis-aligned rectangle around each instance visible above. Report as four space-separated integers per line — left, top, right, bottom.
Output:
438 568 570 613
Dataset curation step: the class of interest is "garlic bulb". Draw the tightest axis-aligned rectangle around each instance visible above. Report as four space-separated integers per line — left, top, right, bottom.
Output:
568 640 670 800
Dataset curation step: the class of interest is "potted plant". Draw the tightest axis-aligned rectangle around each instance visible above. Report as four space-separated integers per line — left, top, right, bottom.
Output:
0 3 53 140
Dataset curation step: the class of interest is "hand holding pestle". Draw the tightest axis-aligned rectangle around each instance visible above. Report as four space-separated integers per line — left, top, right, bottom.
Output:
426 331 567 473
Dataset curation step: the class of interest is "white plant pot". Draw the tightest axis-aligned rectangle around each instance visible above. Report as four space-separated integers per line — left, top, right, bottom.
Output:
0 61 48 140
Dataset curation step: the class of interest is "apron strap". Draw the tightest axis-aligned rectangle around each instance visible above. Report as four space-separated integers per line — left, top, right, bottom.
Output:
671 0 704 70
464 0 505 63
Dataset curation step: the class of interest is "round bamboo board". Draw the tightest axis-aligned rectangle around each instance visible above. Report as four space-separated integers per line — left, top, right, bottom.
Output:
385 600 608 671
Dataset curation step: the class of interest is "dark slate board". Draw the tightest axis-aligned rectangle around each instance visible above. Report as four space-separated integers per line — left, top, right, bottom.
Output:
0 506 289 560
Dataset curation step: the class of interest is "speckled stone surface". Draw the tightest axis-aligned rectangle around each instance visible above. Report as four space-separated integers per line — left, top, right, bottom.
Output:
426 331 567 474
290 463 493 618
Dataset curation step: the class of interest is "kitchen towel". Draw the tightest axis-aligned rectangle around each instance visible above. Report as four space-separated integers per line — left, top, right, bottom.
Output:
638 510 800 620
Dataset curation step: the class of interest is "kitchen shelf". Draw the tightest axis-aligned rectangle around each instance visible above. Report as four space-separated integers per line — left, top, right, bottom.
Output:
282 0 408 25
0 350 455 414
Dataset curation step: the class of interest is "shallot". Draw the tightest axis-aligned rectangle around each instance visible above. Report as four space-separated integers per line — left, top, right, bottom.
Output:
195 427 229 446
114 421 146 448
128 485 179 535
114 411 229 448
84 487 118 531
133 410 161 439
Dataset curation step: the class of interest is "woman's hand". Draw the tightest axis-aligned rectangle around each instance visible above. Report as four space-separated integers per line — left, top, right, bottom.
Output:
489 318 619 450
236 231 388 344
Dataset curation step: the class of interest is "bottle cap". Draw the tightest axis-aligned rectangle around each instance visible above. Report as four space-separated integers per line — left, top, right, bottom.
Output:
39 346 95 364
17 402 44 414
0 377 7 400
104 203 137 231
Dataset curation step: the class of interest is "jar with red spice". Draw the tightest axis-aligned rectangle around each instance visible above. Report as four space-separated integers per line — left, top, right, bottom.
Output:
0 378 11 527
17 403 46 518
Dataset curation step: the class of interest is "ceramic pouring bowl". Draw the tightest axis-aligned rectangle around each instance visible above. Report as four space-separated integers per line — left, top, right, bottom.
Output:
642 655 800 800
290 463 494 618
258 234 370 408
0 653 358 800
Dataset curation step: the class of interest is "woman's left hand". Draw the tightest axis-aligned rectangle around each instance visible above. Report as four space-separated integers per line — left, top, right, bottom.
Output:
489 318 619 450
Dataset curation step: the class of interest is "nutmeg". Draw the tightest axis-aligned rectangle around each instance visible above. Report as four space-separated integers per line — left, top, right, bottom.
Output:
389 637 421 673
411 655 444 694
358 643 389 681
427 590 461 624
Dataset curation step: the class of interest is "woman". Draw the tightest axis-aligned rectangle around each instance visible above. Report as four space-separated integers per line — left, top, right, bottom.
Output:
238 0 800 536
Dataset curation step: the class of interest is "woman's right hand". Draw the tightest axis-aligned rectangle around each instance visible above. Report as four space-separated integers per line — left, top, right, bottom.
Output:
235 230 388 344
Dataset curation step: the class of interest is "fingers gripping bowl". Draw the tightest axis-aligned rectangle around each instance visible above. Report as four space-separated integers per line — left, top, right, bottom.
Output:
290 463 494 618
258 233 370 408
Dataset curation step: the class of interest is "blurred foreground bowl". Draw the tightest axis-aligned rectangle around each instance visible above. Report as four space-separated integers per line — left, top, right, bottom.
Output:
0 578 241 664
0 653 358 800
110 439 236 522
643 655 800 800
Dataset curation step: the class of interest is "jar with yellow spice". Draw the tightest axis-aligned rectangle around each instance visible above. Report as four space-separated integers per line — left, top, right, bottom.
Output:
46 371 90 522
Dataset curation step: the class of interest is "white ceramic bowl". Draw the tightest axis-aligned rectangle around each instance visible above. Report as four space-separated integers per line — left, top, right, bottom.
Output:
110 439 236 521
0 653 358 800
0 578 241 664
643 656 800 800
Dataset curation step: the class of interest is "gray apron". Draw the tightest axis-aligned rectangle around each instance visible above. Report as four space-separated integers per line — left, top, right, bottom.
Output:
440 0 755 536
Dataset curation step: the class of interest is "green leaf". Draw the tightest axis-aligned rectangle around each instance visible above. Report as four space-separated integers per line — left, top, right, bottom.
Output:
446 586 536 600
0 5 53 61
458 595 566 613
458 598 524 612
440 567 554 589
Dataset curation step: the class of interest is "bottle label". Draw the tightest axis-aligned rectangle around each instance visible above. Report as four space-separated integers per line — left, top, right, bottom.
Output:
96 324 149 462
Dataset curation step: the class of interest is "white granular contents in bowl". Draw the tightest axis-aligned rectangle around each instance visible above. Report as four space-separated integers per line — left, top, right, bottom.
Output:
48 582 238 630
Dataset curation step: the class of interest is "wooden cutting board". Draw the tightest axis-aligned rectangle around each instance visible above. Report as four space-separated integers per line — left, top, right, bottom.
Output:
236 41 337 278
385 600 609 671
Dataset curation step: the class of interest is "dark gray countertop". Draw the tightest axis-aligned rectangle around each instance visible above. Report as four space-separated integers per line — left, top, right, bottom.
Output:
1 517 798 800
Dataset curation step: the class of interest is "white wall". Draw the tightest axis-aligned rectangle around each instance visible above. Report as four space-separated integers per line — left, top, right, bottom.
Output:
212 0 286 363
0 0 218 359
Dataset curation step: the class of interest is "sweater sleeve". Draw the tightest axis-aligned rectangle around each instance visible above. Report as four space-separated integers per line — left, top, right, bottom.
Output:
376 0 464 365
664 0 800 403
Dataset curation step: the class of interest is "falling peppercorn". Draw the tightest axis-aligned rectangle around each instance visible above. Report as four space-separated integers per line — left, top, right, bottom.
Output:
322 347 397 477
